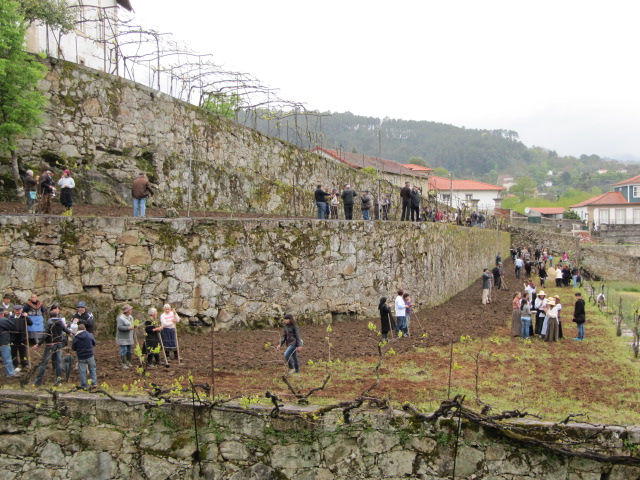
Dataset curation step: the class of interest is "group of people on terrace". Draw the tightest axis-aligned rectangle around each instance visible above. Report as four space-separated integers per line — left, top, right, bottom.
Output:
314 183 485 225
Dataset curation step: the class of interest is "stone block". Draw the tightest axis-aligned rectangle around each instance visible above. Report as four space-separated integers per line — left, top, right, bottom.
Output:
140 454 178 480
39 441 65 465
67 451 116 480
0 434 35 456
122 246 151 266
80 427 124 451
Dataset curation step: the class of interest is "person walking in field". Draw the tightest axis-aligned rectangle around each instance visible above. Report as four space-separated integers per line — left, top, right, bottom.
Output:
276 314 303 374
482 269 492 305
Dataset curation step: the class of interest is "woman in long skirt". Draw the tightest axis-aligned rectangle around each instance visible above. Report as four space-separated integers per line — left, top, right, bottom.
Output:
511 292 522 337
378 297 394 342
544 298 560 342
534 291 547 335
160 304 180 362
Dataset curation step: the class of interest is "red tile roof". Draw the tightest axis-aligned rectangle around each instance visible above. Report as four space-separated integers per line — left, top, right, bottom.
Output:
428 175 505 192
529 207 566 214
404 164 434 173
312 148 414 175
570 191 629 207
613 174 640 186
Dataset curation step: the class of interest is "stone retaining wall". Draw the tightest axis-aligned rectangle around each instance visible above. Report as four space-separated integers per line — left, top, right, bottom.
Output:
9 58 387 213
0 389 638 479
0 216 510 331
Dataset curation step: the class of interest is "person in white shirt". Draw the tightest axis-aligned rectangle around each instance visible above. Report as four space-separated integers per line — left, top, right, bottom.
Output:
514 257 524 279
57 170 76 211
394 290 407 337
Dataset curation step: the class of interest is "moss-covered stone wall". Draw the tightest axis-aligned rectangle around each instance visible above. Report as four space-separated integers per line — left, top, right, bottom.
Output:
0 216 510 330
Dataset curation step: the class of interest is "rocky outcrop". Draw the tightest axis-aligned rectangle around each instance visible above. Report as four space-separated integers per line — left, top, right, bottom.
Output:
0 216 510 331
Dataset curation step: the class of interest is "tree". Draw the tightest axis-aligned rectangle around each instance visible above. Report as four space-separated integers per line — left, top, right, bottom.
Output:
406 156 429 167
16 0 75 33
509 176 537 199
0 0 48 192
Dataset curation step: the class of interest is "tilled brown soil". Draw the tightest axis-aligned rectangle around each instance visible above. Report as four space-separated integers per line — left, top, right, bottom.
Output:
0 201 517 400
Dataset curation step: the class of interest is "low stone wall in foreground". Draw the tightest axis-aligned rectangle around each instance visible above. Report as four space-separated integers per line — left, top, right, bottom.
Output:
0 390 638 479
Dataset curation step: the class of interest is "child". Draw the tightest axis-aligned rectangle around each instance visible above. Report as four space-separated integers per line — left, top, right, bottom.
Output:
403 293 412 337
276 314 303 374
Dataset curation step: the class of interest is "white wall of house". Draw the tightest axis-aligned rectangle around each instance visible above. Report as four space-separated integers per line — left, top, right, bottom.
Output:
589 206 640 227
26 0 119 72
435 190 500 212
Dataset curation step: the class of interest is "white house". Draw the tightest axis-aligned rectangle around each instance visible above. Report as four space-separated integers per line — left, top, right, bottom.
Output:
25 0 133 72
428 176 505 212
570 174 640 227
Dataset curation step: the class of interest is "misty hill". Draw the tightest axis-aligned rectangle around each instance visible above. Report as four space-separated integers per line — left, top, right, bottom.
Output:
249 111 639 193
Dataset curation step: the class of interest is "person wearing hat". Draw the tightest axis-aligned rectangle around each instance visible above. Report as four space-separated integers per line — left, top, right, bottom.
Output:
340 184 357 220
38 169 56 214
9 305 32 372
572 292 586 340
131 172 154 217
360 190 372 220
543 297 560 342
115 305 135 368
2 294 11 313
72 301 95 334
554 295 564 339
57 169 75 211
33 305 71 387
534 291 548 336
276 314 303 374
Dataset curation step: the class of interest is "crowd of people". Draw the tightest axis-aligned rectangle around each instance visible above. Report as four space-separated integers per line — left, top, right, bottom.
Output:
314 183 486 226
0 294 186 388
486 246 586 343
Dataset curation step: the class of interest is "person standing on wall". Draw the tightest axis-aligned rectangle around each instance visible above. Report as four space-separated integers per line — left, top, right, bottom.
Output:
410 186 421 221
340 184 357 220
400 182 412 221
38 169 55 214
131 172 154 217
360 190 373 220
572 292 586 341
329 189 340 219
57 169 75 212
23 170 37 213
314 184 331 219
276 314 303 374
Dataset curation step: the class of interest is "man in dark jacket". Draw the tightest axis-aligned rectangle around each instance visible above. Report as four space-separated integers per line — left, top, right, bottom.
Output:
38 170 55 214
360 190 372 220
72 324 97 389
340 184 357 220
131 172 154 217
0 314 18 377
10 305 32 371
33 305 70 386
410 186 421 221
314 185 330 219
72 302 95 334
572 292 586 341
400 182 412 221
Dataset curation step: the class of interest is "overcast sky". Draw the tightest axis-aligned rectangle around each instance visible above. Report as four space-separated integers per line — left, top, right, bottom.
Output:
132 0 640 160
